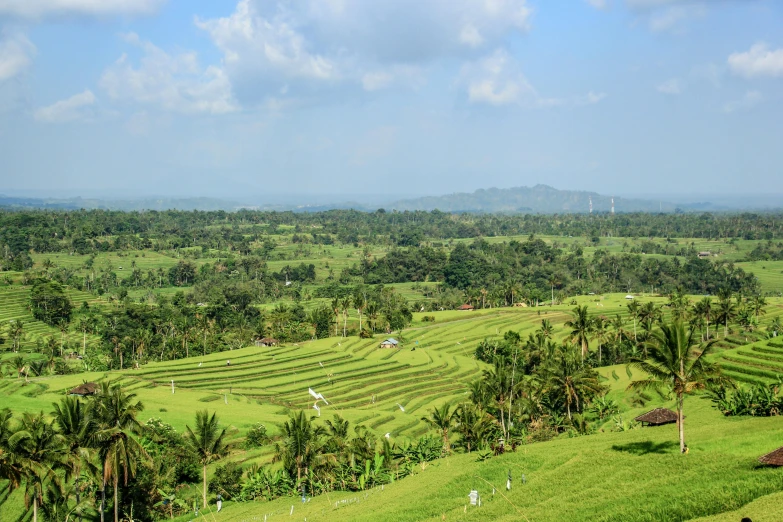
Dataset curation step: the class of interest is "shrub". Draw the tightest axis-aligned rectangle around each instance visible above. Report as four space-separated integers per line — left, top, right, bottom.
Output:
208 463 243 500
244 423 270 449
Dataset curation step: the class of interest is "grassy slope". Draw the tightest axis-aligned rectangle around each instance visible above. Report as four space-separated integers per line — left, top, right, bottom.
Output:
2 296 783 521
169 369 783 522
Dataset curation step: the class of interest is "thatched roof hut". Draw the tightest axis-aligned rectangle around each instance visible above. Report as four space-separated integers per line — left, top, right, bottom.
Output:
255 337 279 347
69 382 99 396
634 408 678 426
759 447 783 467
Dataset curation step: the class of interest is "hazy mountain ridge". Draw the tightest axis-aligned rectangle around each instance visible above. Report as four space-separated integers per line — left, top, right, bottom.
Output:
0 186 742 213
389 185 680 213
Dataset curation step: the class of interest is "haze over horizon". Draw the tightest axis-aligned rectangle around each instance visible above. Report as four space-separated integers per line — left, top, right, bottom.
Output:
1 1 781 199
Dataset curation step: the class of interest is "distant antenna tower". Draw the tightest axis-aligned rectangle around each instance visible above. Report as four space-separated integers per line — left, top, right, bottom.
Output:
589 196 593 215
611 197 615 215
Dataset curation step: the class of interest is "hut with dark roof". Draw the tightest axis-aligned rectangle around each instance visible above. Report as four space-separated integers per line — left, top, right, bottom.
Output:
634 408 678 426
255 337 279 347
69 382 99 396
759 447 783 467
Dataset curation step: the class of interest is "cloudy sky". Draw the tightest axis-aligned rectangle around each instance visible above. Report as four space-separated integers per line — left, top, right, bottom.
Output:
0 0 781 201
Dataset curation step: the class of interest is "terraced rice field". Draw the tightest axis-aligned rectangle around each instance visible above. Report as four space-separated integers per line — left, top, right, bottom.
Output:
0 286 101 354
715 340 783 384
112 309 554 438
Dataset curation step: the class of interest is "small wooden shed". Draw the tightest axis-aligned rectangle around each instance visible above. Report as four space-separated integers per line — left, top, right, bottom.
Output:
634 407 678 426
255 337 279 347
69 382 99 396
758 447 783 467
379 338 399 349
458 304 475 311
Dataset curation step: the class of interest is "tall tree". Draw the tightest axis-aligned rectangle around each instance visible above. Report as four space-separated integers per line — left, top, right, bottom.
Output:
565 305 593 360
628 321 721 453
185 410 229 510
7 412 66 522
542 348 604 420
273 411 329 483
421 404 455 454
91 383 147 522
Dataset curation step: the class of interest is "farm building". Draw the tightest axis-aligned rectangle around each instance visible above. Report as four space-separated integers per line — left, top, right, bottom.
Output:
634 408 678 426
758 447 783 467
698 251 713 258
379 338 399 348
69 382 99 396
255 337 279 347
458 304 475 311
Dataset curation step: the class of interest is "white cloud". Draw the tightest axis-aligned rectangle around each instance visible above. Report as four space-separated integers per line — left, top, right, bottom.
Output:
656 78 682 94
196 0 532 104
34 89 95 122
0 31 35 82
728 43 783 79
459 24 484 47
460 49 605 108
723 90 762 113
462 49 535 106
99 33 236 114
0 0 165 18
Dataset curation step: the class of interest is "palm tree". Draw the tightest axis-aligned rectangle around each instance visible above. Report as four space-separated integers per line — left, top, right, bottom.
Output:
539 319 554 339
196 314 212 356
7 412 66 522
692 297 713 341
274 411 329 483
592 315 610 365
546 274 561 306
714 295 737 338
565 305 593 360
421 404 455 454
340 296 352 337
9 320 25 353
0 408 21 490
90 383 146 522
628 321 721 453
626 300 640 342
749 295 767 319
453 403 494 453
51 396 95 522
542 348 604 420
185 410 229 510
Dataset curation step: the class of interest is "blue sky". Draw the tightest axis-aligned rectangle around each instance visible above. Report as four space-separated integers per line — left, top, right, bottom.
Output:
0 0 781 201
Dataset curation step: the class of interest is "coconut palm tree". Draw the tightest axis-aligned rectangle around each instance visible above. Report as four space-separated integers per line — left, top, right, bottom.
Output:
542 348 604 420
453 403 495 453
51 396 95 522
592 315 610 365
90 383 146 522
628 321 721 454
421 404 455 454
7 412 66 522
564 305 593 360
0 408 21 489
185 410 229 510
274 411 329 484
692 297 713 341
9 320 25 353
626 300 640 342
714 294 737 338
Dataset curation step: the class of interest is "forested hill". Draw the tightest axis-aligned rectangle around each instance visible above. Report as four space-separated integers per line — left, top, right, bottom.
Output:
390 185 681 213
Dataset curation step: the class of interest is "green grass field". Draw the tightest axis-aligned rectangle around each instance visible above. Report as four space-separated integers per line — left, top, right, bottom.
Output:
2 296 783 521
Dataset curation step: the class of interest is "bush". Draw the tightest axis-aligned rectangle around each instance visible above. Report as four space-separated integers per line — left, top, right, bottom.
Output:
421 316 436 322
244 423 270 449
208 463 243 500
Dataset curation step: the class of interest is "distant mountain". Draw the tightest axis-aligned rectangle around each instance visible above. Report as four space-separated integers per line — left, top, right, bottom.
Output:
0 195 243 211
389 185 680 213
